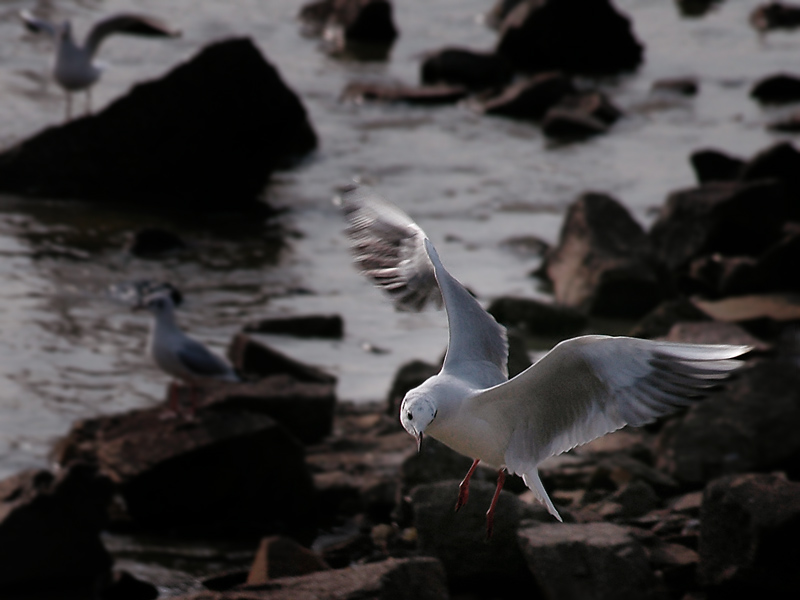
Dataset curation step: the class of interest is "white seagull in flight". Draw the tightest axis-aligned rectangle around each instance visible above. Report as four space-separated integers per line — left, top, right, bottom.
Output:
338 182 750 537
19 9 180 120
137 291 239 417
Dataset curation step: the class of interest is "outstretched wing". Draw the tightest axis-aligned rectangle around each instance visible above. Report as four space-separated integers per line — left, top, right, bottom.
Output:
19 10 58 38
468 335 750 474
338 182 508 386
85 13 180 56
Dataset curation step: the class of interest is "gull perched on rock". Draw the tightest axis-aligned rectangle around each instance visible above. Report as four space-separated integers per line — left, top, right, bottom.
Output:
137 291 239 417
19 9 180 120
338 182 750 537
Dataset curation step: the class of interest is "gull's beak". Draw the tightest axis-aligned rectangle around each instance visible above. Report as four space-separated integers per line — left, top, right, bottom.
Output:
415 431 423 453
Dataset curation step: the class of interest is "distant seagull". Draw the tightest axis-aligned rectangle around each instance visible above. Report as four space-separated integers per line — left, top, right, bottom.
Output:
19 9 180 120
338 182 750 537
137 291 239 417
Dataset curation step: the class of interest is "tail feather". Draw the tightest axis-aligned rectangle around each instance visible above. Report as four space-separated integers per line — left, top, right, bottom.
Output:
523 469 562 522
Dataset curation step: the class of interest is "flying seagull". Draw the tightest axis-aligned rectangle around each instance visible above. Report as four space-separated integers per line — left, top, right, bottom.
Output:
338 182 750 537
137 291 239 417
19 9 180 120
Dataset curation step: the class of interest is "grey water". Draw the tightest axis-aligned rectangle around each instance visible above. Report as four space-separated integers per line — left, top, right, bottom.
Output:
0 0 797 593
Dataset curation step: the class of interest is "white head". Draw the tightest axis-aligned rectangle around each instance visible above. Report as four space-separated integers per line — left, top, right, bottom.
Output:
400 391 438 451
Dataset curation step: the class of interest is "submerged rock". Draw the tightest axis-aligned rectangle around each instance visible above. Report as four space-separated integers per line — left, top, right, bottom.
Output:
341 81 469 105
750 72 800 103
496 0 644 74
481 72 577 119
0 464 113 593
420 48 514 91
0 38 317 210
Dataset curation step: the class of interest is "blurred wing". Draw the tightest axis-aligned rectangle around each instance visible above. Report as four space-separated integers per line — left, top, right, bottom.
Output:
176 338 238 381
85 13 180 55
339 182 441 311
19 10 58 37
469 335 750 474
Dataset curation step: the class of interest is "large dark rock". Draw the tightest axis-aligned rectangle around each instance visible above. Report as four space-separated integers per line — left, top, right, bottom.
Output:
496 0 644 74
420 48 514 91
518 522 668 600
689 148 745 183
750 1 800 32
750 72 800 103
54 406 318 542
481 72 577 119
540 192 665 317
656 357 800 486
0 464 113 592
410 480 540 593
0 38 316 210
648 180 791 271
227 333 337 385
242 315 344 339
739 141 800 209
698 473 800 594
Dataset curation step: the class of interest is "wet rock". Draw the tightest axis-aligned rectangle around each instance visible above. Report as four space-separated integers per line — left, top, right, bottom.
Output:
540 192 665 317
174 557 448 600
648 180 790 271
496 0 644 74
750 1 800 32
54 407 318 542
341 81 469 104
386 359 439 418
410 480 539 591
517 522 668 600
420 48 514 91
125 228 187 258
203 375 336 444
242 314 344 339
0 464 113 592
699 473 800 594
246 536 330 584
628 297 712 339
100 571 159 600
689 148 745 183
675 0 721 17
656 357 800 486
652 77 699 96
227 333 337 385
739 140 800 208
750 72 800 103
487 296 588 336
481 72 576 119
0 38 316 209
541 90 622 139
300 0 399 46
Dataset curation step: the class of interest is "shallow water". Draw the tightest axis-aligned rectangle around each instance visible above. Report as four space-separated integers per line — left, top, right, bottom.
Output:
0 0 798 590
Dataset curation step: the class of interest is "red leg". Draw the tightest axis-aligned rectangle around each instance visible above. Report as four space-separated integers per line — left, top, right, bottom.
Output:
456 459 481 512
160 382 180 419
485 469 506 540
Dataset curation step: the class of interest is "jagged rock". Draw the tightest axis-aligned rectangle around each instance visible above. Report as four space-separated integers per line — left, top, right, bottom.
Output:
750 73 800 103
496 0 644 74
420 48 514 91
648 180 790 271
0 38 316 209
341 81 469 104
517 522 668 600
540 192 665 317
203 375 336 444
656 357 800 487
247 536 330 584
652 77 699 96
173 557 448 600
750 1 800 32
481 72 576 118
487 295 588 337
0 464 113 592
54 406 318 541
242 315 344 339
125 228 187 258
410 480 540 591
699 473 800 594
227 333 337 384
689 148 745 183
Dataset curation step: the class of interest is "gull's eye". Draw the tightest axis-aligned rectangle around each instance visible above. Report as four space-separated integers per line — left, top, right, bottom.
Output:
406 411 413 421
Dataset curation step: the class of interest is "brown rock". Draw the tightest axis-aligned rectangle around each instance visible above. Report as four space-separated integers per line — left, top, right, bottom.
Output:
227 333 336 384
246 536 329 584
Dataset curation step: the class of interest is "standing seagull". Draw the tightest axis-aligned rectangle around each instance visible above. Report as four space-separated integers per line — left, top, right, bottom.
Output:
137 291 240 417
19 9 180 120
338 182 750 537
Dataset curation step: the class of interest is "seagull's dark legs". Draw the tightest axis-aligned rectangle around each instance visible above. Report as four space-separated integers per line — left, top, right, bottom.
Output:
456 458 480 511
485 469 506 539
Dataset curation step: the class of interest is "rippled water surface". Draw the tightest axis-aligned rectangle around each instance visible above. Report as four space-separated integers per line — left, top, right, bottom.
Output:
0 0 798 589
